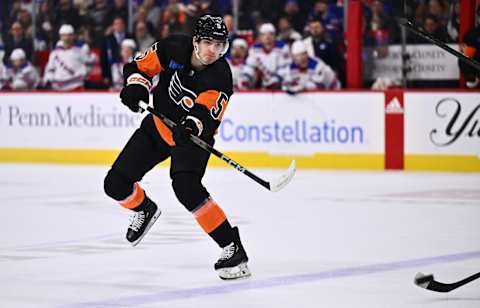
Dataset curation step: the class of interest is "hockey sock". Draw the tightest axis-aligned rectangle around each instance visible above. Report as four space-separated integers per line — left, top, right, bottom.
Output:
119 182 147 211
192 197 235 247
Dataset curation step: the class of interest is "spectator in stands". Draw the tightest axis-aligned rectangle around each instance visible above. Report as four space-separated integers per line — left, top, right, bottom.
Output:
427 0 449 26
100 16 132 86
35 1 56 50
135 21 155 52
88 0 111 47
303 18 342 78
2 48 39 90
17 8 33 39
106 0 129 27
277 16 302 46
282 0 304 33
226 38 249 90
134 6 156 37
54 0 81 30
281 40 340 94
110 38 137 91
239 23 290 89
0 60 6 89
141 0 162 29
416 14 452 44
459 25 480 88
3 21 33 66
447 1 460 42
309 0 342 42
43 24 96 91
161 1 189 34
368 0 399 43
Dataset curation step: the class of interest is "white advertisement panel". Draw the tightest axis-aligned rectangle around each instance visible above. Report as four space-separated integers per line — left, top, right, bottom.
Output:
216 92 385 155
405 92 480 155
0 93 143 149
0 92 385 155
369 44 460 80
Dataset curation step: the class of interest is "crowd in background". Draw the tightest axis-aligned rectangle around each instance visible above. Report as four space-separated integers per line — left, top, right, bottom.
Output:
0 0 476 92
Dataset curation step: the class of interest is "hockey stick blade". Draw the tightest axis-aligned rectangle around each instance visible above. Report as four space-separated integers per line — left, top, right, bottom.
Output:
138 101 296 192
269 160 296 192
414 271 480 293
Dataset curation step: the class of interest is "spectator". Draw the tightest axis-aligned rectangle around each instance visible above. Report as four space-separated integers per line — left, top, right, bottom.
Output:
309 0 342 41
427 0 449 26
2 48 39 90
239 23 290 89
282 0 304 33
459 25 480 88
277 16 302 46
281 40 340 94
54 0 81 30
226 38 249 90
412 14 452 44
303 18 342 78
135 21 155 52
17 8 33 39
134 6 156 37
111 38 137 90
43 24 95 91
106 0 129 27
0 60 6 89
141 0 162 29
447 1 460 42
87 0 111 47
35 1 56 50
161 1 188 34
100 16 132 86
3 21 33 66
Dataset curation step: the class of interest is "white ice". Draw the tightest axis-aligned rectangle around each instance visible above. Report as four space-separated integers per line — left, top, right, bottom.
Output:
1 163 479 308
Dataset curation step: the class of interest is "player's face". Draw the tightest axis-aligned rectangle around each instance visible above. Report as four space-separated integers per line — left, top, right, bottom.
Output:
197 38 226 64
260 32 275 47
61 34 74 47
293 52 308 67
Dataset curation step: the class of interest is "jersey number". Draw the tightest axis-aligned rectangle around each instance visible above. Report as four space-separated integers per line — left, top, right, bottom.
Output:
210 92 228 120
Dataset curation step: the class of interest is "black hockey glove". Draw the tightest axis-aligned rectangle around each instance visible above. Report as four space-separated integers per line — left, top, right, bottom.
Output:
120 84 149 112
173 116 203 146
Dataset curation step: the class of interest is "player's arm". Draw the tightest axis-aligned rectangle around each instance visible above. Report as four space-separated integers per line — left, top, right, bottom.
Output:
120 42 164 112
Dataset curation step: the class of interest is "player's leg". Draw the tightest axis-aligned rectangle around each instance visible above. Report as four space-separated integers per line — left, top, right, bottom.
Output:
170 140 251 280
104 114 170 246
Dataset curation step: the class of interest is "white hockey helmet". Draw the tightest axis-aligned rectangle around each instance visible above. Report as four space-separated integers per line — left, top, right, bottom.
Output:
10 48 26 61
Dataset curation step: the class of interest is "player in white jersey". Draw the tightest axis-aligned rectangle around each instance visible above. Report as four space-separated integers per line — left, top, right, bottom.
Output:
239 23 291 89
111 39 138 90
225 38 248 90
1 48 39 90
281 40 340 94
43 24 96 91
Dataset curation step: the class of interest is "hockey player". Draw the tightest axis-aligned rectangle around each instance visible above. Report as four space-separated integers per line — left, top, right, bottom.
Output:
103 15 251 280
43 24 96 91
239 23 291 89
1 48 40 90
282 40 340 94
459 25 480 88
111 39 138 90
226 38 248 90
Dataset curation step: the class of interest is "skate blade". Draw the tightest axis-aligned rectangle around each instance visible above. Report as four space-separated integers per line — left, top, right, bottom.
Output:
217 262 251 280
130 208 162 247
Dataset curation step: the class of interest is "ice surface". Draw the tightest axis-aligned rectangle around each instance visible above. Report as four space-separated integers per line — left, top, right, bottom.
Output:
1 164 479 307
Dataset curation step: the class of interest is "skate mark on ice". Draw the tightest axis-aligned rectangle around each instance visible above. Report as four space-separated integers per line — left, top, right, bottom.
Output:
64 250 480 307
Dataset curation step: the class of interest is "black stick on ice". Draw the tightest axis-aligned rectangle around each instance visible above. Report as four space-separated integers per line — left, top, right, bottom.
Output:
138 101 296 192
414 271 480 293
397 17 480 72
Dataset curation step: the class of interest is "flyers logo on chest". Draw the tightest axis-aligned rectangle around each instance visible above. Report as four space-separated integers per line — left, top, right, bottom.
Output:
168 72 197 111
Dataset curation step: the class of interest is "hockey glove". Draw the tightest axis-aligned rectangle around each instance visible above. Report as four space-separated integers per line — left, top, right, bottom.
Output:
172 116 203 146
120 74 152 112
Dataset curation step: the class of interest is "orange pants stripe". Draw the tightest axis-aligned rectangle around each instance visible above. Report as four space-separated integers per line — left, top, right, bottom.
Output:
119 183 145 209
193 198 227 233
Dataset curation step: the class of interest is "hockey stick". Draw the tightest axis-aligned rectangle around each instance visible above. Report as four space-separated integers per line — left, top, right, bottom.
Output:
414 271 480 293
397 17 480 73
138 101 296 192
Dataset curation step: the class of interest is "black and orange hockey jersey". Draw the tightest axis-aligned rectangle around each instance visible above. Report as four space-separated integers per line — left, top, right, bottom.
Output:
123 34 233 145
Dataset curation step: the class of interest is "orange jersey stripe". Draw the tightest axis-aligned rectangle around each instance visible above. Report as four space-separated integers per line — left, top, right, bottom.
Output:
153 115 175 146
193 199 227 234
119 183 145 209
135 45 164 77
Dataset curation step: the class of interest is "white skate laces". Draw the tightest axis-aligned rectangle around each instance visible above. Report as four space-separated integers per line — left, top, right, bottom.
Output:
129 211 145 232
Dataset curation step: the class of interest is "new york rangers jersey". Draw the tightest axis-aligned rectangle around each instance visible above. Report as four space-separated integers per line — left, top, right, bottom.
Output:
1 61 39 90
43 41 96 90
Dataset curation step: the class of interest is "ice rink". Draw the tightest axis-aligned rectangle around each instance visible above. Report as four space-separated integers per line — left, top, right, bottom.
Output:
1 163 479 308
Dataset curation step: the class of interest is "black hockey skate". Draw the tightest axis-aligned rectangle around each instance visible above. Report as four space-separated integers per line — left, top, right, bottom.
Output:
214 226 251 280
126 198 161 247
